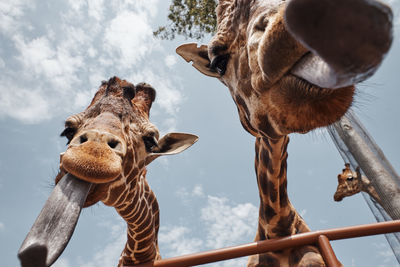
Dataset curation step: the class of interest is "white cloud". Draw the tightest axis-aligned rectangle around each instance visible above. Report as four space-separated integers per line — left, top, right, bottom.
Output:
66 0 85 13
104 11 154 67
14 35 81 82
130 0 159 17
73 90 94 110
201 196 258 249
165 55 178 68
0 82 50 123
131 68 183 116
87 0 105 21
79 218 126 267
192 184 205 197
158 226 203 257
158 223 248 267
0 0 186 126
160 117 178 133
176 184 205 200
159 188 258 266
154 82 183 116
0 0 34 35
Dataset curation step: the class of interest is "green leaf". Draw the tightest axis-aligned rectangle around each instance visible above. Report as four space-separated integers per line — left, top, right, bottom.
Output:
154 0 217 40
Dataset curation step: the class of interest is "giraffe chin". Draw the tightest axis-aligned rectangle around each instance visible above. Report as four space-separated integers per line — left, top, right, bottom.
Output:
61 143 122 184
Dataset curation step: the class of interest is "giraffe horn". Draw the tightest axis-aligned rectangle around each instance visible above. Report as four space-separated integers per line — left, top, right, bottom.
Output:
18 174 91 267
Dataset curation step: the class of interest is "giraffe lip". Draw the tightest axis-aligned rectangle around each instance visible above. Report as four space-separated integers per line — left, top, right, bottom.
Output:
290 53 367 89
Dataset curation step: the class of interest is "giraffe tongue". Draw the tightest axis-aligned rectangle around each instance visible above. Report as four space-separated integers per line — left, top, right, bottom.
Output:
18 173 92 267
290 53 373 89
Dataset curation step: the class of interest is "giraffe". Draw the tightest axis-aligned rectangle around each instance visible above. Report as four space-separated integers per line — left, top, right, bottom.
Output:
175 0 392 266
334 163 381 204
55 77 198 266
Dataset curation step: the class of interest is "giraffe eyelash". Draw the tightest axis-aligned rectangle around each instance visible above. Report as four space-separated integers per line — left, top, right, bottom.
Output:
142 136 158 152
60 127 77 144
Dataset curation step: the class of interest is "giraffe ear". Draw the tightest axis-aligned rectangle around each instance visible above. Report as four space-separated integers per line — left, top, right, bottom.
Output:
176 43 220 78
133 83 156 116
145 133 199 165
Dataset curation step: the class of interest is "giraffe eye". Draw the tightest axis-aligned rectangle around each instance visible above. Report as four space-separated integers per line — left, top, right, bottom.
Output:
60 127 77 144
143 136 158 152
210 54 230 76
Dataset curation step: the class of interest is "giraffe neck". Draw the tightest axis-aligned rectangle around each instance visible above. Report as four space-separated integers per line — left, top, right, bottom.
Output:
254 136 310 240
360 176 381 204
102 168 160 266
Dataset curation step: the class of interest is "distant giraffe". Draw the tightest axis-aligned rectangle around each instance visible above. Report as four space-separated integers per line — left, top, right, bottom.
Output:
334 163 381 204
56 77 197 266
176 0 391 265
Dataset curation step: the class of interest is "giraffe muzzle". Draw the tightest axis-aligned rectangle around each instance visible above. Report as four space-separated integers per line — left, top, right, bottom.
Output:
61 130 127 183
286 0 393 89
333 192 344 202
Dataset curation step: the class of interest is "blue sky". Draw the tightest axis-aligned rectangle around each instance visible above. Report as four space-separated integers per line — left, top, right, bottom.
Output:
1 1 400 266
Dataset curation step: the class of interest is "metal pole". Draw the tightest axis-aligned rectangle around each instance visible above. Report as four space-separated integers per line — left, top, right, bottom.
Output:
327 111 400 263
317 235 341 267
328 111 400 220
131 220 400 267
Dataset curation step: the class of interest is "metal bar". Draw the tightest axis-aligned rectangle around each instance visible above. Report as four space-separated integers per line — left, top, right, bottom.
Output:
131 220 400 267
317 235 341 267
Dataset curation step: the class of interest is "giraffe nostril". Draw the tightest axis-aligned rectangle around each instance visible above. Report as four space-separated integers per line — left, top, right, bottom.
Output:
80 135 88 144
108 140 119 149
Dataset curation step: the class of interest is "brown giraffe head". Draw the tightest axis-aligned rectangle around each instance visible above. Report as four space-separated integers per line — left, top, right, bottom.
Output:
333 163 361 201
56 77 198 207
177 0 392 139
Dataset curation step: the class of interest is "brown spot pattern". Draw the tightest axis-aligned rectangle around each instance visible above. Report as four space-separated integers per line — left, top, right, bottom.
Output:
258 253 280 267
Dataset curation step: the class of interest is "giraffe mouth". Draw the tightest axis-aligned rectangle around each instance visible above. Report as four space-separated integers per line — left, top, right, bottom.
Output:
289 53 371 89
61 141 123 184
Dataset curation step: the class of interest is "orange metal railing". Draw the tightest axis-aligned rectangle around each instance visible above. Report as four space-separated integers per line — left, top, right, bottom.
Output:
131 220 400 267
